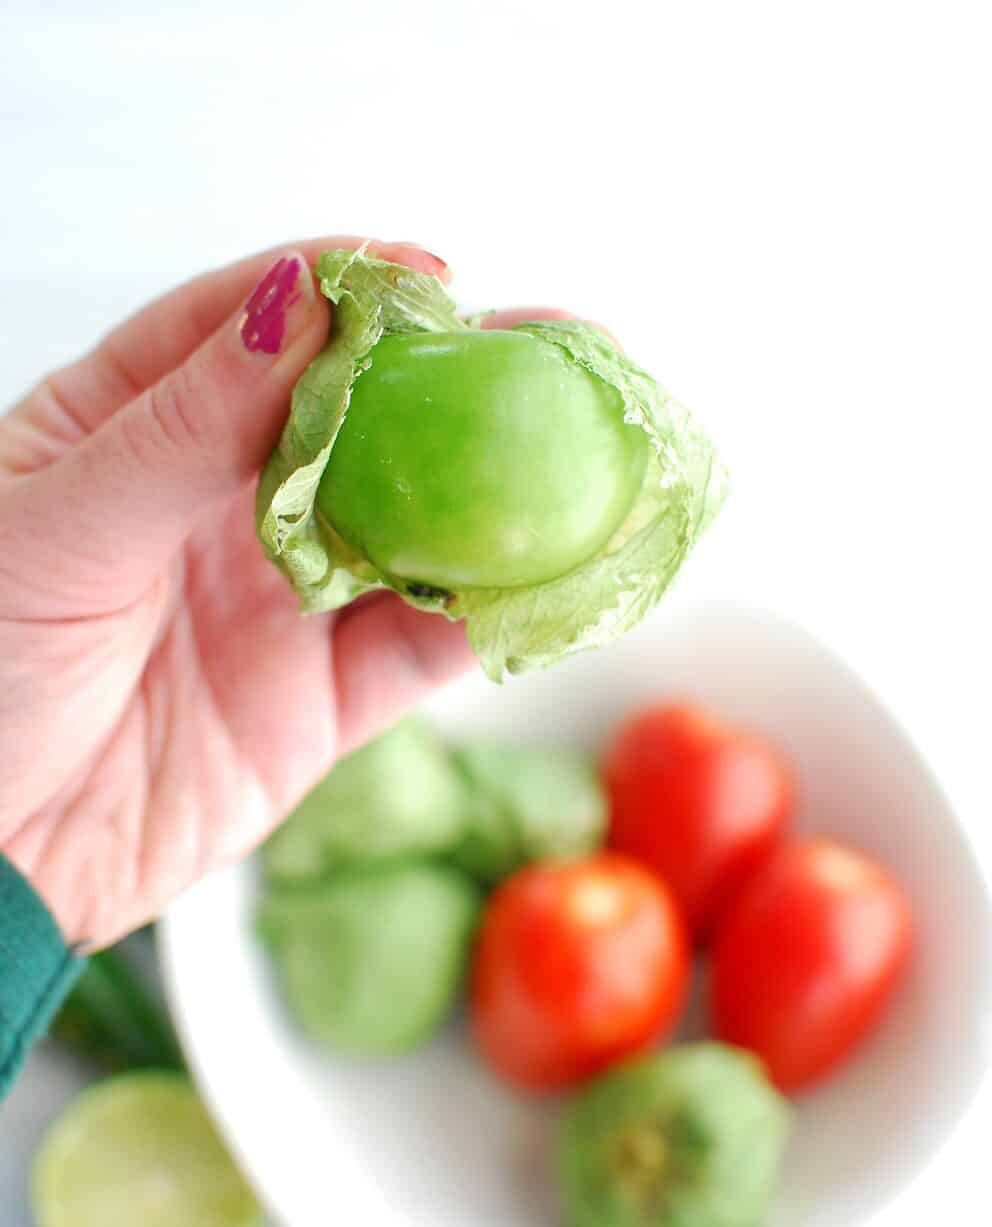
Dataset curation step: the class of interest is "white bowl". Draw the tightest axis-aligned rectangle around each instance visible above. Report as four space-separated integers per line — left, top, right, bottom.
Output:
160 595 992 1227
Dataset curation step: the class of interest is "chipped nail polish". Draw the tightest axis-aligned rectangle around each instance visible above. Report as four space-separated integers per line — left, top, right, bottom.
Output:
240 256 303 354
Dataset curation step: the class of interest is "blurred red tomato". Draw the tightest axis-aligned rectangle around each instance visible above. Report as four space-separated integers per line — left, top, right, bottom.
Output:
711 836 913 1091
470 854 689 1090
604 703 794 939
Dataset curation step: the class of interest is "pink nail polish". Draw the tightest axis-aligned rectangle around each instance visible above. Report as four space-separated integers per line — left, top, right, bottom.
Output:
240 256 303 354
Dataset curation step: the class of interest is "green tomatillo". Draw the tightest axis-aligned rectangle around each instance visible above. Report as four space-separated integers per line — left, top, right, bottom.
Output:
256 248 727 680
557 1043 790 1227
449 740 606 885
257 861 480 1056
318 330 648 591
261 719 466 884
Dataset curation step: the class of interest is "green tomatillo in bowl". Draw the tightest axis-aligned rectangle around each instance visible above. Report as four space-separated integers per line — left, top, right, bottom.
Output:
256 249 727 680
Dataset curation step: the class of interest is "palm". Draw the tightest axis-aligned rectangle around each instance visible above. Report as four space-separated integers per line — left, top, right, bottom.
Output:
0 479 311 938
2 473 465 947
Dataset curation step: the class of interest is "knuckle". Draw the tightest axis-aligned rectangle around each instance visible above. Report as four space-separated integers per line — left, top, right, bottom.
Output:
137 364 219 461
154 364 211 450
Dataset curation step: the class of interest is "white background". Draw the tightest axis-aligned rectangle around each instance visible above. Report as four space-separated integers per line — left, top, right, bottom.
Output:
1 1 991 1223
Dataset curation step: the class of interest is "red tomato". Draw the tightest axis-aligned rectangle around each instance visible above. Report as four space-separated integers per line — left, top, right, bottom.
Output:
711 836 913 1091
470 854 689 1090
604 703 794 939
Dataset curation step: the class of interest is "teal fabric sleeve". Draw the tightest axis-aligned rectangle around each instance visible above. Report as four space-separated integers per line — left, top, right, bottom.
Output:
0 855 86 1098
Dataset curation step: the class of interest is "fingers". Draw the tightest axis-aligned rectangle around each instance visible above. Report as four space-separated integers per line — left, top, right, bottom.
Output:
482 306 623 350
481 306 574 329
27 238 451 439
1 252 328 613
330 595 475 757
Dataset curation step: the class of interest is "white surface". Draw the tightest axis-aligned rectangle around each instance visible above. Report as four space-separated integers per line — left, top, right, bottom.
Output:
3 1 992 1221
161 592 992 1227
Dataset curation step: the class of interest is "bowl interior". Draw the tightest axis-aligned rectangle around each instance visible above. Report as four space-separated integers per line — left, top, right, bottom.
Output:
160 597 992 1227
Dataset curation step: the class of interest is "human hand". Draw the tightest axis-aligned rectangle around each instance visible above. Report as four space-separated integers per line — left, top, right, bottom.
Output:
0 237 560 949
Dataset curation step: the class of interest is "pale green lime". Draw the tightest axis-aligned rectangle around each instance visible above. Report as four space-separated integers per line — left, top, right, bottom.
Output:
32 1072 262 1227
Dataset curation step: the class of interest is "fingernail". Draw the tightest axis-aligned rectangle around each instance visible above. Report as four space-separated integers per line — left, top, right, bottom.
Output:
384 241 452 282
418 248 449 272
240 255 312 355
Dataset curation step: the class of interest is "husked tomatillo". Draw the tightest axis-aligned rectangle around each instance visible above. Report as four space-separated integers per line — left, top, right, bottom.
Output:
257 249 727 679
317 331 649 591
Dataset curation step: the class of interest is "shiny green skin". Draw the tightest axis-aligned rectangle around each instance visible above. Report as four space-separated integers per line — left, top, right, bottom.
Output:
558 1044 790 1227
258 862 479 1056
318 330 649 591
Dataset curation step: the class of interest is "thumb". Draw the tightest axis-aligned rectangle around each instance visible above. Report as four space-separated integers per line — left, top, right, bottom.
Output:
4 252 329 613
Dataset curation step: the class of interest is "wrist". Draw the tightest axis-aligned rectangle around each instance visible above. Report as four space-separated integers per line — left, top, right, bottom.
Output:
0 841 90 951
0 852 88 1095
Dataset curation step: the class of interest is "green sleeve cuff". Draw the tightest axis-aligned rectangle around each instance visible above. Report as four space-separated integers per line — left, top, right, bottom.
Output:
0 855 86 1097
